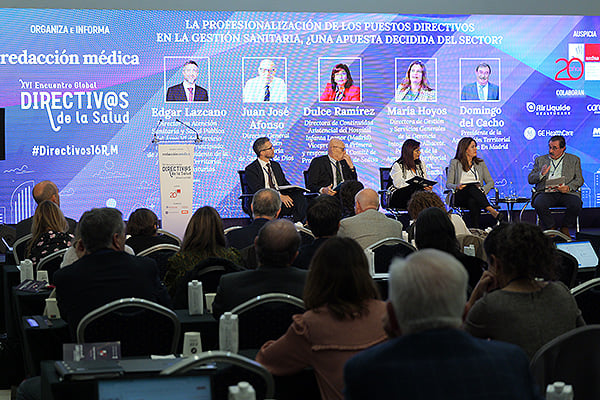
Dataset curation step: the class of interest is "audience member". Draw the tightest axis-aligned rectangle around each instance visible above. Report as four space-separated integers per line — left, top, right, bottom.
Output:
293 195 342 269
16 180 77 239
337 188 403 249
164 206 243 297
257 237 386 400
212 219 307 318
414 207 485 291
125 208 179 254
26 200 74 267
338 180 363 218
226 188 281 250
407 191 470 237
465 222 584 358
53 208 171 336
344 249 544 399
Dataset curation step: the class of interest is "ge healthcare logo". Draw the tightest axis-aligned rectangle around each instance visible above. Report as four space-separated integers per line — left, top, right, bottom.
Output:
525 102 571 116
523 127 536 141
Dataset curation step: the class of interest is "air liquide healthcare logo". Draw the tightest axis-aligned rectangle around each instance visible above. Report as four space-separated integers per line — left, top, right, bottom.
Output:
526 102 571 116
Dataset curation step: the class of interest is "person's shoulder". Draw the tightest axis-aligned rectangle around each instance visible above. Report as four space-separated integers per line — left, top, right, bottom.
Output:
565 152 581 162
245 159 259 170
195 84 208 93
167 82 182 90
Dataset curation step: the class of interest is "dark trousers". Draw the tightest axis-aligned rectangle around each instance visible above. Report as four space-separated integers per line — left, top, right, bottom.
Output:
389 186 421 210
532 192 582 230
454 185 491 228
280 188 307 223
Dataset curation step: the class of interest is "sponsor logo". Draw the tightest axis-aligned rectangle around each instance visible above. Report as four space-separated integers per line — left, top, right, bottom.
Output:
525 101 571 116
593 127 600 137
524 127 536 140
587 104 600 114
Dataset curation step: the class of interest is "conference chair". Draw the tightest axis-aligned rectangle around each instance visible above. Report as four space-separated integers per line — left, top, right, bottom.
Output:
76 297 180 357
444 168 500 222
238 170 254 216
13 233 32 265
378 167 408 219
36 248 68 283
553 249 579 289
364 237 417 278
228 293 305 350
543 229 573 243
301 170 319 200
161 350 275 400
172 256 244 308
156 228 182 246
530 325 600 399
224 225 243 234
137 243 180 281
571 278 600 324
532 188 581 233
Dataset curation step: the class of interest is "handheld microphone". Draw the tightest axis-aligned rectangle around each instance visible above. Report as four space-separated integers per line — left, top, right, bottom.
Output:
152 119 163 143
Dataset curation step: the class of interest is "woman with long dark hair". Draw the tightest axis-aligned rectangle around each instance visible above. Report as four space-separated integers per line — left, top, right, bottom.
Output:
320 63 360 102
163 206 242 296
446 137 500 227
256 237 386 400
388 139 432 209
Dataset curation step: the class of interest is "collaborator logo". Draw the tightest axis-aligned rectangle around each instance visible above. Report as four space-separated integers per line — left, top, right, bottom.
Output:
524 127 536 140
525 101 571 116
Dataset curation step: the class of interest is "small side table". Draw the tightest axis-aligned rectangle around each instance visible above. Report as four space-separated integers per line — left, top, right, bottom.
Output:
497 197 530 222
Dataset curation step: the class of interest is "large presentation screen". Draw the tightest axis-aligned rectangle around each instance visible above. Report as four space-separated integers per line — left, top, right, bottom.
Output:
0 9 599 223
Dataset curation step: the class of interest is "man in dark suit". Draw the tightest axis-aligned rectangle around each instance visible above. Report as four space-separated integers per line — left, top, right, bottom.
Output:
528 135 583 237
16 180 77 239
166 60 208 102
244 137 306 222
344 249 544 400
212 219 307 319
226 188 281 250
461 62 500 101
53 207 171 336
293 195 341 269
306 138 358 195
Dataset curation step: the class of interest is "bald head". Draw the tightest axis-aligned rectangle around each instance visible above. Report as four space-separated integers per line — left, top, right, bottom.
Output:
32 180 59 206
255 219 300 267
328 138 346 161
355 188 379 213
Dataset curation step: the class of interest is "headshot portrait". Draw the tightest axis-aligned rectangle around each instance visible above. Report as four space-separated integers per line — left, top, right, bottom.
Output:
460 59 501 102
319 58 362 102
165 58 209 102
242 58 288 103
395 58 437 102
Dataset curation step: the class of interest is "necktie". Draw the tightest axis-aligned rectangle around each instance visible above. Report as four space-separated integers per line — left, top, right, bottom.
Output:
334 87 344 101
187 87 194 101
264 85 270 102
266 163 275 188
477 85 485 101
335 161 342 185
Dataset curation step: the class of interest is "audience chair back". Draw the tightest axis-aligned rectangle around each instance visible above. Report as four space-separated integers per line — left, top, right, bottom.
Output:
228 293 305 350
543 229 572 243
137 243 181 281
156 229 182 246
530 325 600 399
571 278 600 324
161 350 275 399
457 233 488 262
36 248 68 283
76 297 180 356
552 249 579 289
224 226 243 235
173 257 244 308
365 237 417 278
238 170 254 216
13 233 32 265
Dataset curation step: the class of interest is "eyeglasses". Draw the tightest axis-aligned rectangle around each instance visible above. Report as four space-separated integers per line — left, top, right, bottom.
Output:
260 146 273 152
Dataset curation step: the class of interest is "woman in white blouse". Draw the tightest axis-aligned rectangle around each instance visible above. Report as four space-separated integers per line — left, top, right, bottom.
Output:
446 137 501 227
388 139 432 209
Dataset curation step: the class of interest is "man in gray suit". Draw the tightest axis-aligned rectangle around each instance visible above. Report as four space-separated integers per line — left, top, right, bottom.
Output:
338 188 403 249
528 135 583 236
